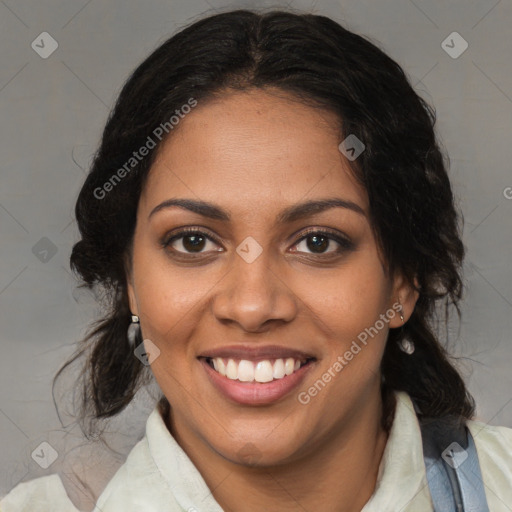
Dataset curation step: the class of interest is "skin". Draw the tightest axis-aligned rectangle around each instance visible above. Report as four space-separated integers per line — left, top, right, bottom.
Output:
126 88 419 512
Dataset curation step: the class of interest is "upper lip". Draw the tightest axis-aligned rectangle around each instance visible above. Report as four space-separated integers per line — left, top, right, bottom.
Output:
198 344 316 362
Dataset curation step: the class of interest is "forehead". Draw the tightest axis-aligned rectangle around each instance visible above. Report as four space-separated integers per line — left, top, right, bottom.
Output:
140 88 368 216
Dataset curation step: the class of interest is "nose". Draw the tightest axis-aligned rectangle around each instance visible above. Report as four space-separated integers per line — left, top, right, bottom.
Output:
211 248 298 333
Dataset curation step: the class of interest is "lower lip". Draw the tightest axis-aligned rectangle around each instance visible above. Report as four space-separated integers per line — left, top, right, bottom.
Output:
200 358 315 405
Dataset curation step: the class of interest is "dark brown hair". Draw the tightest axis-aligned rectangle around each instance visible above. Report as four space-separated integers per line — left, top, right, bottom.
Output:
54 8 475 438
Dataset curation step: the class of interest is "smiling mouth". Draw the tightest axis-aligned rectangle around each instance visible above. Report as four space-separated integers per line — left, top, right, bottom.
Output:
202 356 315 384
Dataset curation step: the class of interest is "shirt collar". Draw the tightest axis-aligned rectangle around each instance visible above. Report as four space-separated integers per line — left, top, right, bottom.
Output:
146 402 224 512
361 391 432 511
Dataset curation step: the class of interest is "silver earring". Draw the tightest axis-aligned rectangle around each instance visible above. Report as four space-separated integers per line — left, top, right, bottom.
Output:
398 338 415 355
127 315 140 348
396 301 414 353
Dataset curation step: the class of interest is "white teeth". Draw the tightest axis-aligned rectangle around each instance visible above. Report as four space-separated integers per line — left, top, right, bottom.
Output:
284 357 295 376
226 359 238 380
254 361 274 382
273 358 285 379
216 358 226 376
210 357 307 383
238 360 254 382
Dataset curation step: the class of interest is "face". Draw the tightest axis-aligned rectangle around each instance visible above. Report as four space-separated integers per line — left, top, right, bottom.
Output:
126 88 417 466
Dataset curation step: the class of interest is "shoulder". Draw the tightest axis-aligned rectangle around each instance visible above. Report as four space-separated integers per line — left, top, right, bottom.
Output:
92 434 188 511
94 406 223 511
467 418 512 464
0 474 79 512
466 418 512 503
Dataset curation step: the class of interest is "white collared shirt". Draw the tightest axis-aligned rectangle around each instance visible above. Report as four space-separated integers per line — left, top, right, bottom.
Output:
2 391 512 511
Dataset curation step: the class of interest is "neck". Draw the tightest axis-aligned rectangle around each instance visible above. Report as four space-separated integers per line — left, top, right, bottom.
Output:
167 390 392 512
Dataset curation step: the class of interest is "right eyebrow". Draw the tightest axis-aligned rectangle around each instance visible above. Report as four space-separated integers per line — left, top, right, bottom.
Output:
149 198 229 221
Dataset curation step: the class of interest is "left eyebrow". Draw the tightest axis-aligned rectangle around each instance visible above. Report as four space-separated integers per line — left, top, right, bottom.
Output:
276 198 366 223
148 198 366 222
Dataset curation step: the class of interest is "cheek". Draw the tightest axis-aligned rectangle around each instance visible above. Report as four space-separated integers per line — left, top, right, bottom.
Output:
296 269 391 412
133 255 211 401
131 250 209 346
296 256 390 342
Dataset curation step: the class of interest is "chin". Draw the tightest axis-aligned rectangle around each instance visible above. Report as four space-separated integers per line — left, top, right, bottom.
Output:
214 435 304 468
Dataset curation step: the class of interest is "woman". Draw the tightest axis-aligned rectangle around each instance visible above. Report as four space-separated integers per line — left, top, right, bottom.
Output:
2 8 511 512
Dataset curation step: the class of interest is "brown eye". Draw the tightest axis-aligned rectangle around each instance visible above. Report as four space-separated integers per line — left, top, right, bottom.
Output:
292 229 354 256
163 230 221 254
295 234 336 254
305 234 330 253
181 234 207 252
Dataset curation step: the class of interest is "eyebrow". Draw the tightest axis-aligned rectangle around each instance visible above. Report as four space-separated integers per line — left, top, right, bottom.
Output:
148 198 365 223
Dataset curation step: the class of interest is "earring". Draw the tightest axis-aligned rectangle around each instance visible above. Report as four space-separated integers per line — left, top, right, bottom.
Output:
127 315 140 348
398 338 415 355
396 301 414 354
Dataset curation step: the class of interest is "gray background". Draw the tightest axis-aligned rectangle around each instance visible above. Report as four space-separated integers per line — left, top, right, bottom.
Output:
1 0 511 507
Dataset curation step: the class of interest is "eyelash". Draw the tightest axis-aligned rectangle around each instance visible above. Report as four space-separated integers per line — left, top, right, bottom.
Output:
161 226 354 258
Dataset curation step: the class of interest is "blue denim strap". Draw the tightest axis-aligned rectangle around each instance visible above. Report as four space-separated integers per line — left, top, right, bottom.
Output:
420 416 489 511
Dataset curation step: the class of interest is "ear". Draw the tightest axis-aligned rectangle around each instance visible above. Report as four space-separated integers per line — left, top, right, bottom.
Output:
124 253 139 316
387 273 419 329
127 280 139 317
